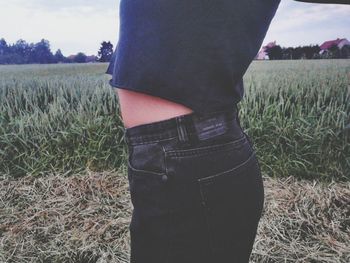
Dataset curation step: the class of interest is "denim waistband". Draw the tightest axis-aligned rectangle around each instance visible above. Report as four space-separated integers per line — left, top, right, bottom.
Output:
123 105 241 146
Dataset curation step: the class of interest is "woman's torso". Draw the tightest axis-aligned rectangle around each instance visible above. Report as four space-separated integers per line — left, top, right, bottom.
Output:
115 88 194 129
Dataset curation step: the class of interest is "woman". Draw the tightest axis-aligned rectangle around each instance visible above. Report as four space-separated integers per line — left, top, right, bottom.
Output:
106 0 348 262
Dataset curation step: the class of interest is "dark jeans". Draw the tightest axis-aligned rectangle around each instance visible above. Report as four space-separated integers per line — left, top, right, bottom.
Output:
124 105 264 263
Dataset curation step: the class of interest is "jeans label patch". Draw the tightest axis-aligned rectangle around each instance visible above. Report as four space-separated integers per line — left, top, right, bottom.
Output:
194 114 228 141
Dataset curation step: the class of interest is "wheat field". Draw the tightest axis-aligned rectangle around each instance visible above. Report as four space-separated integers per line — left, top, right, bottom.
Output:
0 60 349 262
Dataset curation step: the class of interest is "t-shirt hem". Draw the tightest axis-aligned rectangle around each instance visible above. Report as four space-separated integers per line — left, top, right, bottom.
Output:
108 80 239 115
108 80 199 113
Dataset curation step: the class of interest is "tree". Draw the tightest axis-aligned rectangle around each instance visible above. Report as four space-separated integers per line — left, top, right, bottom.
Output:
292 46 303 60
311 45 321 58
282 47 294 59
340 45 350 59
266 45 283 60
54 49 65 63
11 39 32 63
0 38 12 64
86 55 97 63
74 52 87 63
30 39 54 64
97 41 114 62
301 45 320 59
0 38 8 55
328 44 341 59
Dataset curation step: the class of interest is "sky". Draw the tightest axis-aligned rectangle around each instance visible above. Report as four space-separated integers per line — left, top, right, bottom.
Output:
0 0 349 56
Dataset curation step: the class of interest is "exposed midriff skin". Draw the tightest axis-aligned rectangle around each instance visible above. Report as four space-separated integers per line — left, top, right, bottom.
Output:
115 88 194 129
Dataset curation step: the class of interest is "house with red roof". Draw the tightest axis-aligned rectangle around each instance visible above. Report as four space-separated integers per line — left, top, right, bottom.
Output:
256 41 277 60
319 38 350 54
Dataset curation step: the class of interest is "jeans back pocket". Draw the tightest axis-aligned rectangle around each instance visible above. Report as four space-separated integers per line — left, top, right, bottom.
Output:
197 152 264 261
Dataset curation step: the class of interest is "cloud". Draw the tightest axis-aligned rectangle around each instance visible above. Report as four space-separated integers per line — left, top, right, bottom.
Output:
0 1 120 55
1 0 349 55
271 1 350 32
10 0 118 13
263 0 350 48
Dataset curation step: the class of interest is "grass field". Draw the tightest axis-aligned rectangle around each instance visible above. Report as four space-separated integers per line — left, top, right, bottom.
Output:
0 60 349 181
0 60 349 262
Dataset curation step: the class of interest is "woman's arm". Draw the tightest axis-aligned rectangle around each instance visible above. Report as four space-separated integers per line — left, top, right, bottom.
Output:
294 0 349 4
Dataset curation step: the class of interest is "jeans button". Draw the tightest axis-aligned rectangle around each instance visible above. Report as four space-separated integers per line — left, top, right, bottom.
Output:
161 174 168 182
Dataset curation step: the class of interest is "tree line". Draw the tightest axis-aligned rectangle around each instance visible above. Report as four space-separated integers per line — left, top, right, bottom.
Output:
1 37 349 65
264 44 350 60
0 38 114 65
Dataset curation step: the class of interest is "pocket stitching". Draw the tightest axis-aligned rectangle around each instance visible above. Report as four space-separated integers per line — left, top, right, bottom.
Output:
198 151 256 183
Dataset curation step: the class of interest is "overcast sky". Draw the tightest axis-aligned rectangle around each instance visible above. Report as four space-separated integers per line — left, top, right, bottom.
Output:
1 0 349 56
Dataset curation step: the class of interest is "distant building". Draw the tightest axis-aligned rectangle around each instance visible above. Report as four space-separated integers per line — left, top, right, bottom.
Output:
319 38 350 55
256 41 277 60
66 54 97 63
67 55 76 61
86 55 97 63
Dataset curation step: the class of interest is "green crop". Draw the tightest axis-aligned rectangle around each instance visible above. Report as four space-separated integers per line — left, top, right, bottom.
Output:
0 60 349 181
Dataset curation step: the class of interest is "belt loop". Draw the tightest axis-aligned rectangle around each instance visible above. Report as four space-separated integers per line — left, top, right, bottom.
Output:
123 129 129 145
175 116 189 142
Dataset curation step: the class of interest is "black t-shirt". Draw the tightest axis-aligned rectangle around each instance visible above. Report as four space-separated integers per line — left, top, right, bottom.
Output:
105 0 346 115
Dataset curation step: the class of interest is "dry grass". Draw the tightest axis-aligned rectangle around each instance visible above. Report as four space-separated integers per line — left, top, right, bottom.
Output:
1 167 349 263
0 166 131 263
252 177 350 263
